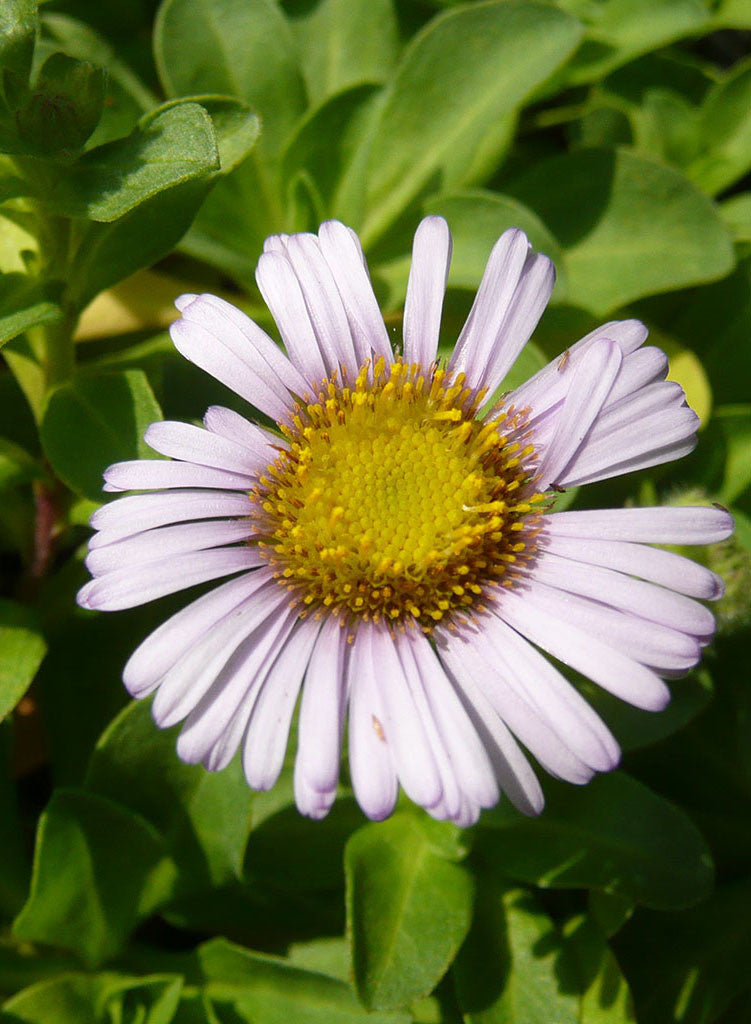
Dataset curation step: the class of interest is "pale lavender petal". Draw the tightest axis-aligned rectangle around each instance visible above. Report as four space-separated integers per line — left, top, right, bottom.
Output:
528 549 715 638
482 253 556 396
243 616 322 790
370 623 443 809
403 216 452 369
560 427 698 488
347 625 398 821
497 587 672 710
88 490 253 546
174 293 197 312
438 629 595 784
535 339 622 488
203 405 284 461
103 460 254 493
508 318 648 415
186 292 309 397
513 578 700 673
145 421 267 475
294 771 337 821
449 228 531 391
401 629 500 812
256 250 328 383
170 318 291 422
176 606 297 764
280 233 359 373
294 616 348 794
541 533 724 600
435 636 544 816
318 220 392 365
606 347 669 404
151 578 284 726
122 570 272 697
86 519 255 576
481 613 620 771
543 506 734 545
78 548 264 611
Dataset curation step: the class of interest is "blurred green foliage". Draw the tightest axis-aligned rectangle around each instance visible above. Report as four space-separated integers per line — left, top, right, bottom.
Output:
1 0 751 1021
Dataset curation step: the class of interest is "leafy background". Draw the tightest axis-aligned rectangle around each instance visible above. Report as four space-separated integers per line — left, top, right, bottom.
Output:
1 0 751 1021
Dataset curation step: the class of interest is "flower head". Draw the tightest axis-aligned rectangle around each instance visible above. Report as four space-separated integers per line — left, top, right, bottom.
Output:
78 218 732 826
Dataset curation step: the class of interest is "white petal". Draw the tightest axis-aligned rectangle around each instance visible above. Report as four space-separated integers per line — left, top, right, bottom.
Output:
144 421 267 475
103 460 254 493
78 548 264 611
243 616 322 790
606 346 669 405
496 587 671 710
86 519 255 576
403 216 452 369
541 533 724 600
347 625 398 820
543 506 734 545
88 490 253 546
122 569 273 697
535 339 622 488
294 616 348 794
318 220 392 365
203 405 284 461
256 250 327 383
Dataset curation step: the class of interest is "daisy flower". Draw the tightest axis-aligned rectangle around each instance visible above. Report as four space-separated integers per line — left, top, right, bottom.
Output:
77 218 732 826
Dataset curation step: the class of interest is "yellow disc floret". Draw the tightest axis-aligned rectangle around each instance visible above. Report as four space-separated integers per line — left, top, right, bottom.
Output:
252 358 543 629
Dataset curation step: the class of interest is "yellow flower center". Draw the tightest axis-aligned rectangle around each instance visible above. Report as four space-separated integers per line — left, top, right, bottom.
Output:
253 358 543 629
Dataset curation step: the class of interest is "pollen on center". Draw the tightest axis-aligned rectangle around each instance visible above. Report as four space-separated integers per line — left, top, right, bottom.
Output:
252 358 544 629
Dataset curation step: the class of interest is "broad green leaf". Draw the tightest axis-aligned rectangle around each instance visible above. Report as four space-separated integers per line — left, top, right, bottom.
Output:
563 916 636 1024
0 273 61 349
0 0 36 82
282 83 382 213
0 438 40 490
197 937 410 1023
2 972 184 1024
454 883 579 1024
286 938 350 983
40 368 162 501
426 190 568 300
15 53 105 155
721 191 751 242
13 788 176 966
0 598 46 720
286 0 400 106
616 878 751 1024
345 812 474 1010
0 211 38 274
87 699 253 892
478 773 714 910
688 58 751 195
713 405 751 504
353 1 583 246
508 148 735 315
155 95 260 176
27 102 219 222
155 0 306 161
556 0 711 87
40 12 157 147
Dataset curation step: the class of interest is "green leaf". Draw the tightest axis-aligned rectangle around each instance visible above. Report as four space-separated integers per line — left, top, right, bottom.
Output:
508 148 735 315
0 598 46 721
13 788 176 966
286 0 400 106
563 915 636 1024
712 405 751 505
197 937 410 1023
86 699 253 893
156 95 260 176
425 190 568 300
345 812 474 1011
28 102 219 222
687 57 751 195
721 191 751 242
354 2 582 247
0 437 41 490
2 972 184 1024
15 53 105 155
0 273 61 349
616 878 751 1024
40 368 162 501
0 0 37 82
454 882 579 1024
154 0 305 161
478 773 714 910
